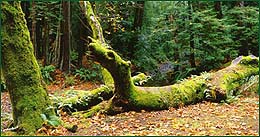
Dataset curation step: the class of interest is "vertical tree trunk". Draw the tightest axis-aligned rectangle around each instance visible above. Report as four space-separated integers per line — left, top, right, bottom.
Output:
1 2 57 134
31 1 37 56
21 1 31 29
36 18 43 59
214 1 223 19
78 21 85 67
60 1 71 72
133 1 145 30
128 1 145 59
53 2 62 67
188 1 196 69
80 1 113 86
42 17 49 66
235 1 244 7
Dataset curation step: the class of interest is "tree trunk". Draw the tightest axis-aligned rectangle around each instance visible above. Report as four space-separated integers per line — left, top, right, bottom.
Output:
79 1 114 86
80 1 259 115
60 1 71 72
30 1 37 56
188 1 196 70
128 1 145 59
214 1 223 19
53 2 62 67
52 73 149 113
133 1 145 31
1 2 59 134
42 17 49 66
21 1 31 29
36 18 43 59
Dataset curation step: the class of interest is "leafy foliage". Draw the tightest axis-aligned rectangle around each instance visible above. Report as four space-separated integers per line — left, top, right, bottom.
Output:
40 65 56 84
74 64 102 82
64 75 75 87
95 1 258 86
40 114 61 127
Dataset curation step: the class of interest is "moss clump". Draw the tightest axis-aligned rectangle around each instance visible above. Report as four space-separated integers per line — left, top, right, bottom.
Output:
53 86 113 112
132 73 150 86
101 68 114 88
238 56 259 67
129 76 206 110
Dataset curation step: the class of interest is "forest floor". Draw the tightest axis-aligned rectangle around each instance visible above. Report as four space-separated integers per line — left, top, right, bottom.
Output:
1 79 259 136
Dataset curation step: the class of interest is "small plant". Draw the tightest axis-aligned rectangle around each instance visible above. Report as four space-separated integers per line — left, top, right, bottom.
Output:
40 65 56 84
64 75 75 87
75 68 91 81
74 64 102 82
70 50 79 64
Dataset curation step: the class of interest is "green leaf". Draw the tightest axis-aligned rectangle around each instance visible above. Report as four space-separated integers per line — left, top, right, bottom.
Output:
40 114 47 121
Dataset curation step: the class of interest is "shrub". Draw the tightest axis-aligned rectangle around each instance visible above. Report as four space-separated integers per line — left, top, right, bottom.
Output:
40 65 56 84
74 64 102 82
64 75 75 87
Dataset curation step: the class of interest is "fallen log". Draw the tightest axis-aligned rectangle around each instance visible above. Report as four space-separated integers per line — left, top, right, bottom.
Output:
51 73 150 113
77 1 259 116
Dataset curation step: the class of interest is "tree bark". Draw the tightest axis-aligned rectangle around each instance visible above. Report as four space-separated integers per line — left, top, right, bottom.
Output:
214 1 223 19
80 1 259 115
133 1 145 31
60 1 71 72
188 1 196 70
36 18 43 59
30 1 37 56
79 1 114 86
1 2 59 134
42 17 49 66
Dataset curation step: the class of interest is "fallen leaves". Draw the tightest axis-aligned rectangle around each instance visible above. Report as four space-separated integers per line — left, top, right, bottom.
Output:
1 92 259 136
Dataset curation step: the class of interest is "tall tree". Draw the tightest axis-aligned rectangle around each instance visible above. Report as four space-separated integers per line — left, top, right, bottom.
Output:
133 1 145 30
128 1 145 59
188 1 196 70
60 1 71 72
1 1 59 134
30 1 37 56
214 1 223 19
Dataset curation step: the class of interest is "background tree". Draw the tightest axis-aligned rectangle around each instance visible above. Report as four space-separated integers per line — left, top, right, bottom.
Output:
17 1 258 87
59 1 71 72
79 1 258 115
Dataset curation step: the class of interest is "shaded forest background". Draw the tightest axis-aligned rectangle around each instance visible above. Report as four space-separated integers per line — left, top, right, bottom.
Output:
3 1 257 88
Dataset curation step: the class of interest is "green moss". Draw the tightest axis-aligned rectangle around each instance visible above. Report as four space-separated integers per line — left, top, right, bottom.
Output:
129 76 206 110
101 68 114 88
1 2 57 134
132 73 149 85
208 56 259 101
83 103 103 118
238 56 259 67
55 86 113 112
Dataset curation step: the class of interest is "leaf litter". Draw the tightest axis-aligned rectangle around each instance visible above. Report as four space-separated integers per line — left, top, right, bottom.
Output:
1 85 259 136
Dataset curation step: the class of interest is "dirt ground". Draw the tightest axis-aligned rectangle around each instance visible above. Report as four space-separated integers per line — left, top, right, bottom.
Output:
1 82 259 136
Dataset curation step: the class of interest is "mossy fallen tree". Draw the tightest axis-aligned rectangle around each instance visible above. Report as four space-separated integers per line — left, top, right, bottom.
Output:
78 1 259 116
51 73 149 112
88 39 259 113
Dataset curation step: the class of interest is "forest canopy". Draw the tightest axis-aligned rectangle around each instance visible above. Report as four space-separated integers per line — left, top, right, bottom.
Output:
11 1 259 86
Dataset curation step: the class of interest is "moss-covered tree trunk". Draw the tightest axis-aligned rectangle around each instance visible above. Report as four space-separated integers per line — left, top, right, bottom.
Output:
1 2 57 134
80 1 259 114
